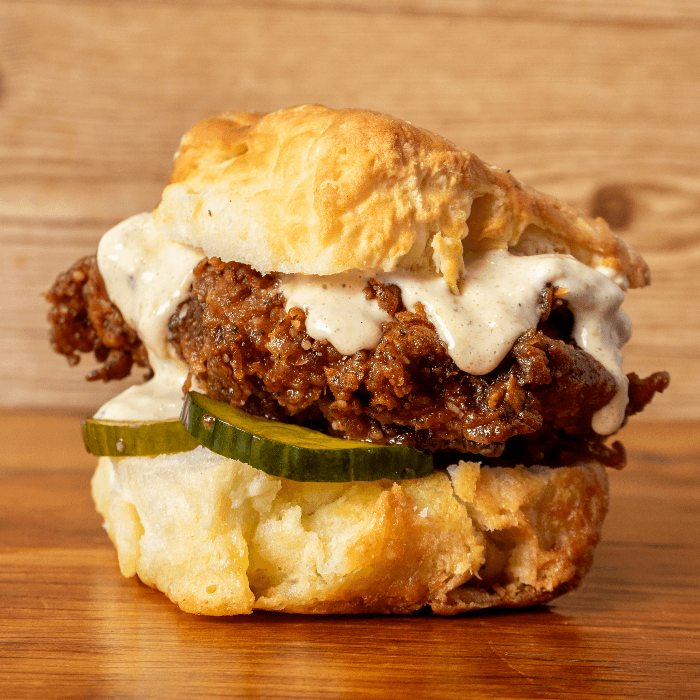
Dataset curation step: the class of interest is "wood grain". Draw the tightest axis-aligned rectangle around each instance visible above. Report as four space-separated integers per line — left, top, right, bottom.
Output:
1 0 698 419
1 413 698 698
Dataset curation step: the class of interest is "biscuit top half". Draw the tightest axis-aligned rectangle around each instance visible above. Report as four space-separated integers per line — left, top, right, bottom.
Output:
154 104 648 292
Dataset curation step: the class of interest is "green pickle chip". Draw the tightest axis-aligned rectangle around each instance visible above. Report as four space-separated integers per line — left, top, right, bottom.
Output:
82 417 198 456
180 391 434 482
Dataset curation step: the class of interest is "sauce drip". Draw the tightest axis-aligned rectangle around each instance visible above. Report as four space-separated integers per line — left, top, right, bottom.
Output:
96 212 204 419
94 354 191 421
281 271 391 355
279 250 631 436
96 213 631 437
97 212 203 360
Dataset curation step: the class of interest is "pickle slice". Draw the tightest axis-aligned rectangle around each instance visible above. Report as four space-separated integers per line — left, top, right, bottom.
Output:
181 392 433 482
82 417 199 456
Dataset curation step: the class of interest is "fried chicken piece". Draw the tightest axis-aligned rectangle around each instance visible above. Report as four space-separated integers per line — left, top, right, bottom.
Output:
46 256 150 381
47 255 668 466
167 260 631 462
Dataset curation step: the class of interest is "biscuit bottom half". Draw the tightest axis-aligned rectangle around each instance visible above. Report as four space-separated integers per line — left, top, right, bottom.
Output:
92 447 608 615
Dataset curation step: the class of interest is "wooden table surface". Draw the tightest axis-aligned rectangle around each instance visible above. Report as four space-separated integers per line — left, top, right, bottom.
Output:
1 413 698 698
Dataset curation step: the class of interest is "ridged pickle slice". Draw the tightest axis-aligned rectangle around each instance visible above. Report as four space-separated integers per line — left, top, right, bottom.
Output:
82 417 199 456
180 391 434 482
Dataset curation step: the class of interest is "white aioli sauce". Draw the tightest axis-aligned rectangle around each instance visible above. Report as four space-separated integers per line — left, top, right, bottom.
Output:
95 212 204 420
97 212 204 360
281 271 392 355
94 355 191 421
279 250 632 436
95 212 631 436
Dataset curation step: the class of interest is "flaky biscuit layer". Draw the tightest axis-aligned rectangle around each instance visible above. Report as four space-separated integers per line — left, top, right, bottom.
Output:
155 104 648 292
92 448 608 615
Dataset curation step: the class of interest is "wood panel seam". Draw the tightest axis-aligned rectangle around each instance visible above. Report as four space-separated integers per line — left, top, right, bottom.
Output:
2 0 700 31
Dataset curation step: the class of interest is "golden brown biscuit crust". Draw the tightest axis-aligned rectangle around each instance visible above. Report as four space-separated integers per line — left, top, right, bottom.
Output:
155 105 648 291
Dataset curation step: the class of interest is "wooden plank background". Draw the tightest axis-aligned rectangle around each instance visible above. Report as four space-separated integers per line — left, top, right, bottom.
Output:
1 0 698 419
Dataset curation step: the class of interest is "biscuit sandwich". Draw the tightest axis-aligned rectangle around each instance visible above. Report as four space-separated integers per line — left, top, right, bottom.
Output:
47 105 669 615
